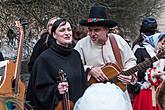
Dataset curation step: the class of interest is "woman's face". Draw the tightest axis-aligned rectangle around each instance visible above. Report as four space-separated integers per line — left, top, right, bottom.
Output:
53 21 73 47
88 26 108 45
157 37 165 50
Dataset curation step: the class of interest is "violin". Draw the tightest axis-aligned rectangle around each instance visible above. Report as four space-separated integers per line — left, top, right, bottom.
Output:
0 18 25 110
55 69 74 110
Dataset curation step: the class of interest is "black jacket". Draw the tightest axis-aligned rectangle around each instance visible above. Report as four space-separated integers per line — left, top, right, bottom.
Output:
134 45 152 81
28 32 53 73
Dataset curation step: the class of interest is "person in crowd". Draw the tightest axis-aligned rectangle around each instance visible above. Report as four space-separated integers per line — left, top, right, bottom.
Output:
128 17 159 103
156 80 165 110
132 17 165 110
0 51 4 86
73 4 137 110
26 18 88 110
73 26 88 44
125 38 132 47
109 25 132 47
109 26 124 36
28 16 59 74
6 27 16 45
0 52 4 61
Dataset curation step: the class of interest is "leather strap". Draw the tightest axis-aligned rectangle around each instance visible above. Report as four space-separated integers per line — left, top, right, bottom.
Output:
109 34 124 69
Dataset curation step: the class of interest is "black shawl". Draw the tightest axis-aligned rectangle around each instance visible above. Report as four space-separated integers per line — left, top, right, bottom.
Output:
26 40 88 110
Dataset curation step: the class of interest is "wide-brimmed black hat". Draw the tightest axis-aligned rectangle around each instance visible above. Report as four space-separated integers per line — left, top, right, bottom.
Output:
79 4 118 28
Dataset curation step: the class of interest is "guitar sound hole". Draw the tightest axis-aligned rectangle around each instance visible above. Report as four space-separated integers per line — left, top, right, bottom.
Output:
12 79 16 89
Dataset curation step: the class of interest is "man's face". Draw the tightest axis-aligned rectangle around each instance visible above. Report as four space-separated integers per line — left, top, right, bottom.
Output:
88 26 108 44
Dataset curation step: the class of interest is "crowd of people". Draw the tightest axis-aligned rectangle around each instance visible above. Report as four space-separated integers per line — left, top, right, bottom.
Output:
0 3 165 110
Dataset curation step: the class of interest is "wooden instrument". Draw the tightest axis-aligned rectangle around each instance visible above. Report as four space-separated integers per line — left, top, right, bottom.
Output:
0 18 25 110
89 48 165 92
55 69 74 110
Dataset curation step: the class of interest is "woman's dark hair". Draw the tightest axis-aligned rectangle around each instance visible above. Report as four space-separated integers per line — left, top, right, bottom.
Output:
158 34 165 42
132 33 144 48
51 18 72 36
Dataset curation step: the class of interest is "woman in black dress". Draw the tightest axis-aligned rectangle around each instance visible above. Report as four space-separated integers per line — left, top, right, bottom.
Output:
26 18 88 110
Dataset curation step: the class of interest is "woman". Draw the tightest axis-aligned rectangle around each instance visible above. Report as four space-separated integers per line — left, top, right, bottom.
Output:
28 16 59 73
26 18 88 110
132 17 165 110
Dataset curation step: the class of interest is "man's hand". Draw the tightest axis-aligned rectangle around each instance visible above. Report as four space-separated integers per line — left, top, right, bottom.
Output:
89 66 108 82
117 74 132 85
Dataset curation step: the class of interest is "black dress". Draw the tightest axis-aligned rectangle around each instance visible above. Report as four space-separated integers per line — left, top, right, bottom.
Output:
26 40 88 110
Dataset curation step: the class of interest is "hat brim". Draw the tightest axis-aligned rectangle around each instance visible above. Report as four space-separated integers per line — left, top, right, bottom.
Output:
79 19 118 28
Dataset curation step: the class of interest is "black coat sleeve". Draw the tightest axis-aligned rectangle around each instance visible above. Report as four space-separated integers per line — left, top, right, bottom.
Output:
27 55 59 110
28 34 53 73
28 38 49 73
134 48 152 82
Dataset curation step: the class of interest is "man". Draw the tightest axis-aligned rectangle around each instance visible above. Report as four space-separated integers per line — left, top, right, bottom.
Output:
74 4 137 110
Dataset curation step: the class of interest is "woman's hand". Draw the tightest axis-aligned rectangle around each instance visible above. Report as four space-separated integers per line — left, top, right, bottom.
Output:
58 82 68 94
89 66 108 82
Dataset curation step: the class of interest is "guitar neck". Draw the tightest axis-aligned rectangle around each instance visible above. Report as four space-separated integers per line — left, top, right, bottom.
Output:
14 20 24 94
124 56 159 76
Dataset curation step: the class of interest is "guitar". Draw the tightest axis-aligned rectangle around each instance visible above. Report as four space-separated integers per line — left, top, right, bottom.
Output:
88 48 165 92
55 69 74 110
0 18 25 110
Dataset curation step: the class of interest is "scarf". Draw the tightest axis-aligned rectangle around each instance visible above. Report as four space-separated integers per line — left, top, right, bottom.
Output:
142 32 165 48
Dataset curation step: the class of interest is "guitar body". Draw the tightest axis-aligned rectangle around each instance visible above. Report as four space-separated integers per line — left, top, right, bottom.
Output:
88 48 165 92
0 60 25 110
88 63 126 91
